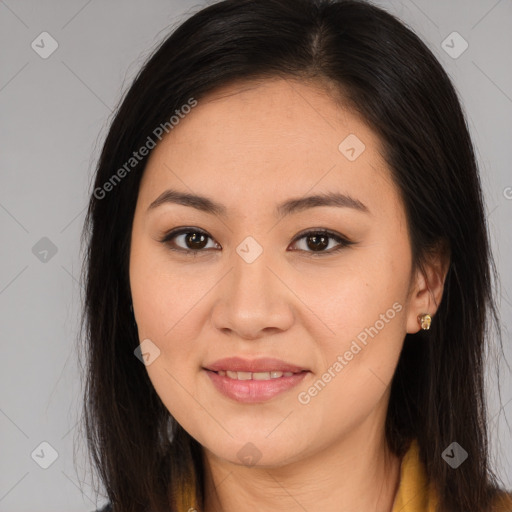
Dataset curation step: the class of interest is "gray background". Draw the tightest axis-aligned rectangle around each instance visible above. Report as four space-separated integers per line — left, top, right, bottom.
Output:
0 0 511 510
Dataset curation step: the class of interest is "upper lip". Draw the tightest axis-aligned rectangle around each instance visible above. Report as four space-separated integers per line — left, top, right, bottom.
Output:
204 357 308 373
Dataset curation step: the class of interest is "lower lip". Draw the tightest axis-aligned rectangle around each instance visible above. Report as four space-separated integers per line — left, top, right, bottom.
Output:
204 369 309 403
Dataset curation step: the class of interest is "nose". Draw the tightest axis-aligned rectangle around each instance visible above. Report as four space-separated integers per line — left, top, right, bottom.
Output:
210 243 295 341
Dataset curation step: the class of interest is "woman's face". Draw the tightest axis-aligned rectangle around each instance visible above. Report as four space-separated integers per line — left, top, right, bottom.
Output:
129 78 428 467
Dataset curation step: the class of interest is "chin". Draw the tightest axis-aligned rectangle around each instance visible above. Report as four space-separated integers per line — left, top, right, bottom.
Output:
198 431 313 469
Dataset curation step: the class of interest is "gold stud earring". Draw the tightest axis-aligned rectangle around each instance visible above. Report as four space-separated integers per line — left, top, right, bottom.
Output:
418 313 432 330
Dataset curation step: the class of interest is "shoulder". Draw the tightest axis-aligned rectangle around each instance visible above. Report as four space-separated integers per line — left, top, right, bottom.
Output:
392 439 438 511
493 490 512 511
91 504 112 512
394 440 512 512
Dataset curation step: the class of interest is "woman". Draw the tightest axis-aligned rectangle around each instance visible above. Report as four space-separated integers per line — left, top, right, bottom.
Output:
80 0 512 511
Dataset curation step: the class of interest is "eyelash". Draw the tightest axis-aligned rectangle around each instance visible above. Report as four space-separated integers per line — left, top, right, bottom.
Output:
159 227 354 257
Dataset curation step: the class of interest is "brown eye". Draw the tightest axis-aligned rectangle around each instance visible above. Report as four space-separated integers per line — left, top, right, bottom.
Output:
305 233 329 251
160 227 352 257
183 232 208 250
289 229 353 256
161 228 218 254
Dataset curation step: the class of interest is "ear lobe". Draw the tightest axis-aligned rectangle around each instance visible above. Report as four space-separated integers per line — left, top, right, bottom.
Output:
406 241 451 334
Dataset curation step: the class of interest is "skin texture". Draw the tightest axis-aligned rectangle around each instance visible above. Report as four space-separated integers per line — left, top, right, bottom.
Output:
129 77 448 512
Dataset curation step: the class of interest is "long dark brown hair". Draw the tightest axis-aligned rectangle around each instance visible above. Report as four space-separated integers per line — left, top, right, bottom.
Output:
78 1 510 511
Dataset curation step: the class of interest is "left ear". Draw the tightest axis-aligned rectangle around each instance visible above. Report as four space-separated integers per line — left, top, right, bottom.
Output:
406 240 451 334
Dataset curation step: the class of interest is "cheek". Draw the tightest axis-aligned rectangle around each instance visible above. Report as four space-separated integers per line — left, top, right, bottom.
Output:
294 281 407 436
131 257 208 426
304 254 409 340
302 244 410 387
130 235 206 339
129 241 207 413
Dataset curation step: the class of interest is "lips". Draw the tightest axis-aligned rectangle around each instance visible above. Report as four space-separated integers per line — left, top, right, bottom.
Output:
216 370 296 380
203 357 310 403
204 356 307 374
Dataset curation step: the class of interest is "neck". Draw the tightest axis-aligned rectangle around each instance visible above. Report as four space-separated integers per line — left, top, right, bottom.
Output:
201 419 402 512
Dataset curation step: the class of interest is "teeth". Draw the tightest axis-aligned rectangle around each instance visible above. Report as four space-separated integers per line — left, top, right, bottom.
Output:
253 372 271 380
216 370 298 380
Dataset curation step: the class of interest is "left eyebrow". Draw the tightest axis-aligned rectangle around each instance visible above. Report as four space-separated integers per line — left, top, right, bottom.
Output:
275 192 370 218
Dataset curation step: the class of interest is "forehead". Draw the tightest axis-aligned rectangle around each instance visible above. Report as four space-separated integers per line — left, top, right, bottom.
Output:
162 78 372 160
139 78 400 221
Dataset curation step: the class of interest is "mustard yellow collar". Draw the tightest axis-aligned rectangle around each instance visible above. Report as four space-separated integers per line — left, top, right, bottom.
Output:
392 440 438 512
185 439 512 512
